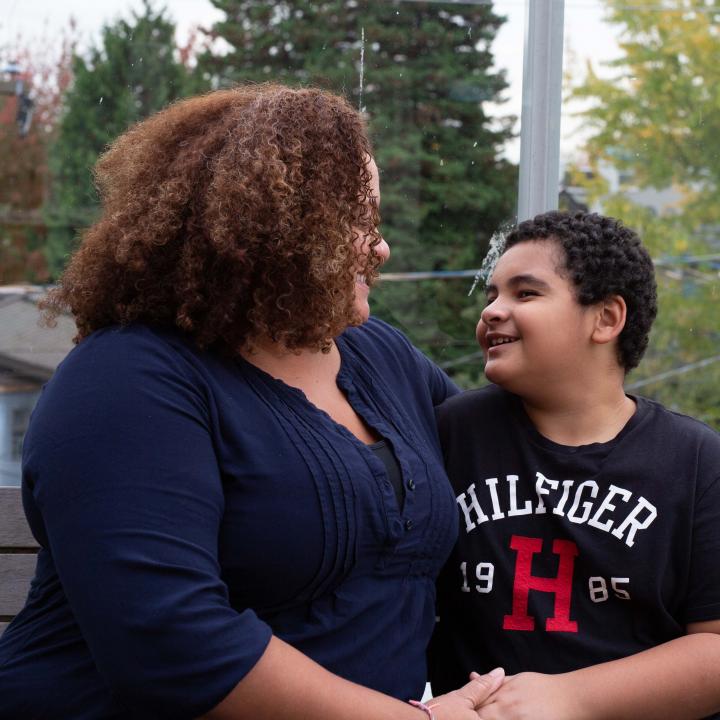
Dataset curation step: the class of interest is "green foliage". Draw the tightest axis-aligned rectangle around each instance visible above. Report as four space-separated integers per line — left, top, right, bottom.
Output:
200 0 517 383
569 0 720 428
571 1 720 225
45 0 207 277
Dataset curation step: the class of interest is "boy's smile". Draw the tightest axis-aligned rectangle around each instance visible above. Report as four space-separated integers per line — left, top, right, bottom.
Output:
477 239 599 396
486 333 519 348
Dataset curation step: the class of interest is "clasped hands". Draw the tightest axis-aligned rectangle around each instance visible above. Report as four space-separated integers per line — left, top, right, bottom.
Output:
429 670 579 720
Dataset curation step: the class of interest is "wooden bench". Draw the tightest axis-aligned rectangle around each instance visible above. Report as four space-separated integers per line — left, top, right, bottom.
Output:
0 486 38 635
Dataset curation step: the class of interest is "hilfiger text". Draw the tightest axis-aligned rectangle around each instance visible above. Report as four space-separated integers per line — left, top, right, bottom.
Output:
456 471 657 548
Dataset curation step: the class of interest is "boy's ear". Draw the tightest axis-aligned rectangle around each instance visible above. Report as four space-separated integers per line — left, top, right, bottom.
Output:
591 295 627 345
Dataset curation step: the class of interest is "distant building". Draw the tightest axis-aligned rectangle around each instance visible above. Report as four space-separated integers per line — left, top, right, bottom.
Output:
560 158 686 218
560 158 720 253
0 287 75 486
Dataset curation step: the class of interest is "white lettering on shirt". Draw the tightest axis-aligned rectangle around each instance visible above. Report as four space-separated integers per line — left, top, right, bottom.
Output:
457 483 489 532
456 473 657 546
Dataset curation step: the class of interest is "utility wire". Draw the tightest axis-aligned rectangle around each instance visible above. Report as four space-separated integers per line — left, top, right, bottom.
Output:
626 353 720 390
438 347 720 378
563 1 720 13
382 269 479 281
380 252 720 281
402 0 720 8
654 253 720 266
438 349 484 370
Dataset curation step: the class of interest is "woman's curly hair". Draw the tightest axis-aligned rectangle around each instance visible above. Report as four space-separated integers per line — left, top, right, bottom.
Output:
42 84 382 353
504 211 658 371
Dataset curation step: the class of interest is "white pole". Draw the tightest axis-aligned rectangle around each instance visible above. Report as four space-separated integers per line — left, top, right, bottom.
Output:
517 0 565 222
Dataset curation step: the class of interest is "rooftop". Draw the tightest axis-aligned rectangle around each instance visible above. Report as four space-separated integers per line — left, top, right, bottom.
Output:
0 286 76 382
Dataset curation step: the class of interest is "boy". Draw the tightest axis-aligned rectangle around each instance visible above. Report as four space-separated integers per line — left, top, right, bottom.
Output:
429 211 720 719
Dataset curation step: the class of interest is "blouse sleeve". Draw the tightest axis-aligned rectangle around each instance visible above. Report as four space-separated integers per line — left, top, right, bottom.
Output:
23 328 272 719
363 317 459 406
411 342 460 406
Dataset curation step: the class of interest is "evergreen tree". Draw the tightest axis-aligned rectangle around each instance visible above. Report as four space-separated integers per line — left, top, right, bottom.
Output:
200 0 517 380
45 0 207 276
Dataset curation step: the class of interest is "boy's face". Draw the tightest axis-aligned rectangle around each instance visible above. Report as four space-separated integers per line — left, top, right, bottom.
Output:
477 239 600 395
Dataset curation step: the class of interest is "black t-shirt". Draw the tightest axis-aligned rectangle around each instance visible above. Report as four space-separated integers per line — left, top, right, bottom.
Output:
430 384 720 715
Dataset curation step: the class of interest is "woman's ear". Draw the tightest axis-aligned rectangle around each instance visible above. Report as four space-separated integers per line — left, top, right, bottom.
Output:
591 295 627 345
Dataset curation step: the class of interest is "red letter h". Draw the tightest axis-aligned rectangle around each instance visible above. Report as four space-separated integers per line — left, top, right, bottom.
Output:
503 534 578 632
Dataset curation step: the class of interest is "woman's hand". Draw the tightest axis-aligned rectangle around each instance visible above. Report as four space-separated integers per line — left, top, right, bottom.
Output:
428 668 506 720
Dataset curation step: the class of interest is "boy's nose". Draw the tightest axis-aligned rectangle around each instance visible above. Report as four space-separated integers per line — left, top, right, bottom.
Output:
480 299 507 324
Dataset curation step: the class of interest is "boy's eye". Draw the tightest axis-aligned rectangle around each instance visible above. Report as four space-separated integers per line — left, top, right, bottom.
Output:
484 295 497 306
518 289 539 299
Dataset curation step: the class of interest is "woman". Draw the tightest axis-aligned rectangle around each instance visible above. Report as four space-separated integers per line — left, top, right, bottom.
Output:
0 85 502 719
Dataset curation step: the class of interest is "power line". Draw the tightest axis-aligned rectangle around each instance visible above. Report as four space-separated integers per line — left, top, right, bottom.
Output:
381 269 479 281
654 253 720 267
404 0 720 8
397 0 494 4
563 1 720 12
438 349 484 370
437 348 720 378
626 354 720 390
380 252 720 281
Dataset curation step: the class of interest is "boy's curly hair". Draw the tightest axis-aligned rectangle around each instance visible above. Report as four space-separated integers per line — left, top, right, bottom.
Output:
41 84 382 353
505 211 657 371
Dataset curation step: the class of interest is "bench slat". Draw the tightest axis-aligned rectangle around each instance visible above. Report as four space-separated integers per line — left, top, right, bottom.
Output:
0 554 36 616
0 487 38 548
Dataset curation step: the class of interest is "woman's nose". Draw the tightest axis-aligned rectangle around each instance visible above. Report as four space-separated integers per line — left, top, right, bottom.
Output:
376 236 390 263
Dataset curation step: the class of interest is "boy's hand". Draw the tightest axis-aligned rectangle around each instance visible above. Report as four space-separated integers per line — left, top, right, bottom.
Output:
473 671 584 720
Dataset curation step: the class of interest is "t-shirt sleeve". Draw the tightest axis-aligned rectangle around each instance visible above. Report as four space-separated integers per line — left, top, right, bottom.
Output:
23 330 272 719
685 473 720 624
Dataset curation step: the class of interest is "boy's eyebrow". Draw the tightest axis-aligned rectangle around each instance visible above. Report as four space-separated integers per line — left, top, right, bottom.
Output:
485 274 552 294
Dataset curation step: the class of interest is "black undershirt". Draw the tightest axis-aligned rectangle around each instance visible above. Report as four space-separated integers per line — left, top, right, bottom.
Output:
369 439 405 510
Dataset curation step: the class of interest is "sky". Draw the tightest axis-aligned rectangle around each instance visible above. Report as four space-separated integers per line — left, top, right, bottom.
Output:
0 0 622 163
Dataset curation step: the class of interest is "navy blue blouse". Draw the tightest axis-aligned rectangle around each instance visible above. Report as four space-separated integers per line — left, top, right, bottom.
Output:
0 318 459 720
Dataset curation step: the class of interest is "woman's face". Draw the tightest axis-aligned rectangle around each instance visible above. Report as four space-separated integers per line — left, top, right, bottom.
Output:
352 156 390 323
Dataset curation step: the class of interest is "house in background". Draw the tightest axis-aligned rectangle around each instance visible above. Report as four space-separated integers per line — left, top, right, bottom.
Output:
0 287 75 486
